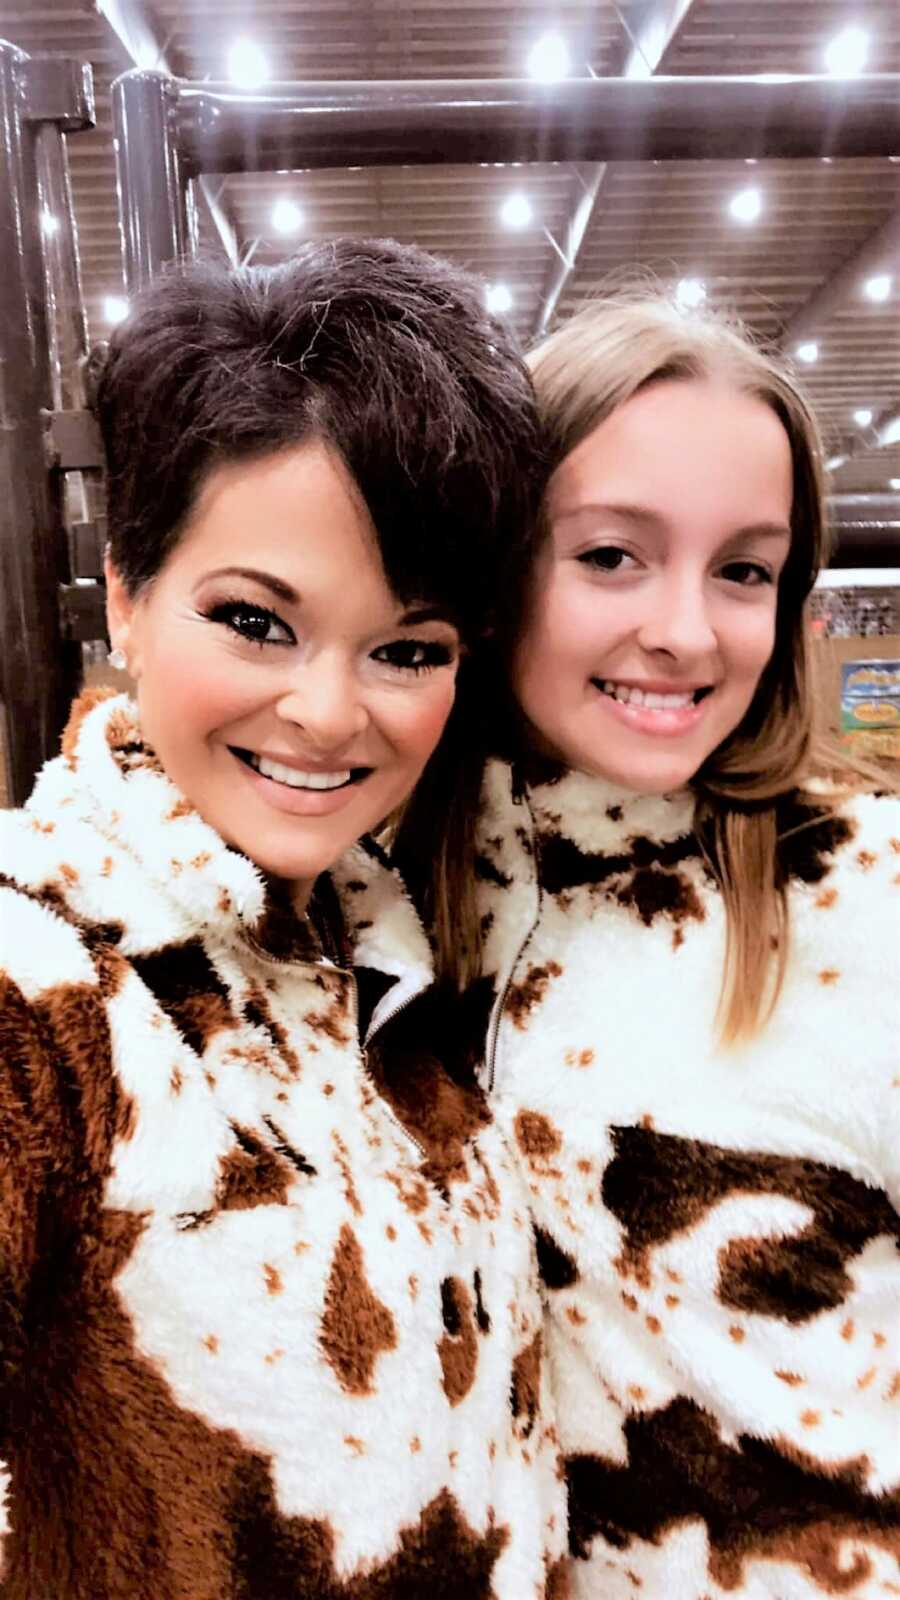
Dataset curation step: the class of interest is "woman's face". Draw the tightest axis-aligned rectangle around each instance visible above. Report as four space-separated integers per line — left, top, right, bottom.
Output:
511 377 794 793
107 442 460 901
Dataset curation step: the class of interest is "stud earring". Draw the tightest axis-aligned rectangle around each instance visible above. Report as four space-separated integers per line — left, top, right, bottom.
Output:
108 647 128 671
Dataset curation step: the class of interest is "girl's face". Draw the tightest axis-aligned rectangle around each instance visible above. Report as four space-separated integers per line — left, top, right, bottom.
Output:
511 377 794 793
107 442 460 905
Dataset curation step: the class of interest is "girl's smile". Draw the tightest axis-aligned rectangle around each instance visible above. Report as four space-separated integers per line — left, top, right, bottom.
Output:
513 377 793 793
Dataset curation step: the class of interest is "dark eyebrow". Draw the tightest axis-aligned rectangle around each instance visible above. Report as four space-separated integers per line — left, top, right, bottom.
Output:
555 503 791 544
202 566 299 603
398 604 451 627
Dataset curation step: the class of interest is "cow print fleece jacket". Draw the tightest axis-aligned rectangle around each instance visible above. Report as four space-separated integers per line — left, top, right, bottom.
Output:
473 758 899 1600
0 691 569 1600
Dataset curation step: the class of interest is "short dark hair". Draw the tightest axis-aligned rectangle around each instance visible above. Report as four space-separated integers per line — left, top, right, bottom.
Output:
96 237 547 644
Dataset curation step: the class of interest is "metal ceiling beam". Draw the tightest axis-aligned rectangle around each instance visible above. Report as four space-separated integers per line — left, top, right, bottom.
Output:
533 0 699 339
95 0 241 266
827 399 900 473
172 74 900 174
780 205 900 351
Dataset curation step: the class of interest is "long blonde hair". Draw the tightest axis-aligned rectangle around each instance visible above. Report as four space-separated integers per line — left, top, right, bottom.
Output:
527 291 840 1043
394 289 882 1039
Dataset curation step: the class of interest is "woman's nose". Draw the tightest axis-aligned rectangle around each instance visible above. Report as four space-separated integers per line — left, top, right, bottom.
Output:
274 656 369 749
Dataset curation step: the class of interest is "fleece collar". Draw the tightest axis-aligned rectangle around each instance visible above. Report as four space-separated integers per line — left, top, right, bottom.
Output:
24 689 433 991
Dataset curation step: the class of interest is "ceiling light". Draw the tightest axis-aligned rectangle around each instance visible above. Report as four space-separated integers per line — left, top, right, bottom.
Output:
863 273 892 302
796 341 819 364
889 478 900 490
825 454 846 471
271 198 303 235
728 186 762 224
104 295 129 325
823 25 869 77
853 408 873 427
485 282 513 315
227 37 269 89
880 418 900 446
675 277 706 309
500 192 533 229
526 31 570 82
40 208 60 237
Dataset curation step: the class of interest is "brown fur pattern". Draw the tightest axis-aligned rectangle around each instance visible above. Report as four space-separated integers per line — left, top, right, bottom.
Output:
0 695 568 1597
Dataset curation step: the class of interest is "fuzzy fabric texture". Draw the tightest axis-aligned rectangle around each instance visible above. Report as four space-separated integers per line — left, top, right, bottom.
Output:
474 759 900 1599
0 692 569 1600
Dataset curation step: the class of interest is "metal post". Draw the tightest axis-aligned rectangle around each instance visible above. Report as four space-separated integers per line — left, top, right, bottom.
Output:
0 41 82 805
111 69 193 292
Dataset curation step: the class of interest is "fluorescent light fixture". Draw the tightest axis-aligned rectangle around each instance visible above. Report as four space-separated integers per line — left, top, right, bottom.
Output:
825 454 846 471
796 341 819 364
853 408 873 428
880 418 900 446
824 24 869 76
104 295 129 325
40 208 60 237
728 186 762 224
675 277 706 309
485 282 514 315
863 273 892 302
271 198 303 235
500 192 533 229
526 31 570 82
227 37 269 89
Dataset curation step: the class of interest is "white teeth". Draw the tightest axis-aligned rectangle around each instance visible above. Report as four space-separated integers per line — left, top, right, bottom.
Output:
598 681 696 709
252 755 352 790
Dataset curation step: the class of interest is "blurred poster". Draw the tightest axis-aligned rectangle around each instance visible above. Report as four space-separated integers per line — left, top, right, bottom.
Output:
840 659 900 758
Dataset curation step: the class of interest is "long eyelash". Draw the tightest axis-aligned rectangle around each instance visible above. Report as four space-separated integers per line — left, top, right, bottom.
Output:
201 596 290 647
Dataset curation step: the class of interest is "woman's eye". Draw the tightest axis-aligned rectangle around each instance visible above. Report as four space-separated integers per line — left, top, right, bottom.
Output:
720 560 773 588
207 600 294 646
577 545 635 573
373 639 455 674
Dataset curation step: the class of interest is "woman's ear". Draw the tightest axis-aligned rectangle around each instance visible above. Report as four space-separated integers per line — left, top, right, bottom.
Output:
104 553 139 677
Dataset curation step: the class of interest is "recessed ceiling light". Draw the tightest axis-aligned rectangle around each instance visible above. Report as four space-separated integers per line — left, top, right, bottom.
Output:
40 208 60 237
825 454 846 471
853 408 873 428
271 198 303 235
104 295 129 325
796 341 819 364
485 282 514 315
889 478 900 490
500 192 533 229
728 186 762 224
823 24 869 77
675 277 706 309
526 31 570 82
880 418 900 446
227 37 269 89
863 273 893 302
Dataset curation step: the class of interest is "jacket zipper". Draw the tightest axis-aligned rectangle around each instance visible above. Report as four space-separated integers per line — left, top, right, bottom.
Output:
484 784 542 1095
355 974 430 1164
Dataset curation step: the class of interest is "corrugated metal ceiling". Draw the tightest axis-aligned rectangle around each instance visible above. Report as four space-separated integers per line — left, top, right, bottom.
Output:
1 0 898 495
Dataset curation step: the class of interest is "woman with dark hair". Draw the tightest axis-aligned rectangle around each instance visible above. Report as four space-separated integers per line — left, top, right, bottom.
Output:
0 239 569 1598
397 291 899 1599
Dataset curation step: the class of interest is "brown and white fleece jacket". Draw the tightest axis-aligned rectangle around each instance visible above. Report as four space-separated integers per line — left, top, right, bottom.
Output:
472 759 900 1600
0 692 569 1600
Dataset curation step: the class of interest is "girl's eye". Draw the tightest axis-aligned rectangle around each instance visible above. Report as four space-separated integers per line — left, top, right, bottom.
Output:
372 639 455 674
206 600 295 646
577 545 636 573
720 560 774 588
